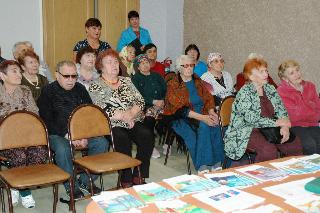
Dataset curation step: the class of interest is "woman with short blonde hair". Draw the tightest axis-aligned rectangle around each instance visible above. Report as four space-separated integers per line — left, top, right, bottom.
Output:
277 60 320 154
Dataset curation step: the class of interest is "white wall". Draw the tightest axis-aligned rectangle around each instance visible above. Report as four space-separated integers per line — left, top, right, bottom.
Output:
0 0 43 60
140 0 184 66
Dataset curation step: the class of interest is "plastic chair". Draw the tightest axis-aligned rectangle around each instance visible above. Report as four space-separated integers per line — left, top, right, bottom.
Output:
68 104 142 196
0 111 74 213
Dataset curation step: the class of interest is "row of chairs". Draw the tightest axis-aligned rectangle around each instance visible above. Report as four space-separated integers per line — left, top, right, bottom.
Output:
0 104 142 213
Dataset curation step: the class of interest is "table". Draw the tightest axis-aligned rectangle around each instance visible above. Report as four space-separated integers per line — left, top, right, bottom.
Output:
86 156 320 212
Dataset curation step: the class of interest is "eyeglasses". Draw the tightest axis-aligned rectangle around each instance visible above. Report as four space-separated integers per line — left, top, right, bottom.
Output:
181 64 195 68
212 59 225 64
57 71 78 79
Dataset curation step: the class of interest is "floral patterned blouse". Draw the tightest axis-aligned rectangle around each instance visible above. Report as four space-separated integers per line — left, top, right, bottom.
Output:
88 77 145 128
73 39 111 53
0 84 38 119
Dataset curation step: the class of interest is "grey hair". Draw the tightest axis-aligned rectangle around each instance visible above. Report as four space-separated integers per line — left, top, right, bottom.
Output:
175 55 194 73
12 41 33 55
56 60 76 73
247 52 263 60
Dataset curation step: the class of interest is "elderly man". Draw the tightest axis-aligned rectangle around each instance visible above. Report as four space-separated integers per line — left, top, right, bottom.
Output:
37 60 108 199
12 41 53 82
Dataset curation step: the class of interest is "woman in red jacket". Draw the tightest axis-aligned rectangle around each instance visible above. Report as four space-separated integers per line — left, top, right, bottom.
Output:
277 60 320 154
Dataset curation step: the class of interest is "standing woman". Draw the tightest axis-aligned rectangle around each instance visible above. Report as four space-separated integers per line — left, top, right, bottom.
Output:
201 53 234 106
185 44 207 77
0 60 47 208
76 46 99 90
277 60 320 154
132 54 167 158
224 58 302 162
73 18 111 61
163 55 224 173
88 49 154 187
18 50 48 101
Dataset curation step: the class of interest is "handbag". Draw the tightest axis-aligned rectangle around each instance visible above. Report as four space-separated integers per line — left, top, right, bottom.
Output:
259 127 296 144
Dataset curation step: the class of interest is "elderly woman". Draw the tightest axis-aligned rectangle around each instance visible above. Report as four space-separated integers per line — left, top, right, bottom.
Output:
235 53 277 91
18 50 48 101
75 46 99 90
0 60 47 208
132 54 167 158
185 44 207 77
224 58 302 162
201 53 234 106
163 55 224 173
73 18 111 61
119 45 136 77
88 49 154 187
277 60 320 154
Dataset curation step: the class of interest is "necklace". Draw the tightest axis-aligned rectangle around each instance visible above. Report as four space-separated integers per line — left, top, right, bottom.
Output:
24 74 40 89
101 76 119 85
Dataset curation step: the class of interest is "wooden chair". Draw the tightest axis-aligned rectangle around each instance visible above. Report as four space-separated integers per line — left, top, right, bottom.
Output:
0 111 75 213
218 96 256 169
68 104 142 196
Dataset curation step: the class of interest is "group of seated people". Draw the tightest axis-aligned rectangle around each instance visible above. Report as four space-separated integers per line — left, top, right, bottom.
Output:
0 10 320 210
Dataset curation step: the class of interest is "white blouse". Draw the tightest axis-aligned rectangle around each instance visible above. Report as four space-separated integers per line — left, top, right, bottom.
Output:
201 70 234 98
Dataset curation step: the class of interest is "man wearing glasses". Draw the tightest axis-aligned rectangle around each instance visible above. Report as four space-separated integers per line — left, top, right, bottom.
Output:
37 60 108 200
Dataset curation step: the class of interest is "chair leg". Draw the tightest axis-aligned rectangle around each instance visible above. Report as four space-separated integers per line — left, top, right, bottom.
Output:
117 171 122 189
99 174 104 191
0 186 5 213
53 184 58 213
5 187 12 213
186 151 192 175
164 131 175 166
136 166 142 184
68 178 76 213
222 157 229 169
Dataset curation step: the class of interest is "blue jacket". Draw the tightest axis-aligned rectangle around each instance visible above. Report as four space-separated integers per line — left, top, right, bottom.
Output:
117 26 152 52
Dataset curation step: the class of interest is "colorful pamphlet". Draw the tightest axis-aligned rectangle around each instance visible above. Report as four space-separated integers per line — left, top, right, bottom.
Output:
270 158 320 174
204 172 260 189
133 182 180 203
192 186 265 212
236 165 288 182
91 190 144 213
155 199 211 213
285 197 320 212
163 174 220 195
299 154 320 165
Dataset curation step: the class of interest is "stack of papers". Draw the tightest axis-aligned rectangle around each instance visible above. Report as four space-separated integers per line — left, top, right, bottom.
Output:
133 182 179 203
263 177 320 212
92 190 144 212
154 199 211 213
204 172 260 189
236 165 288 182
270 158 320 174
163 174 220 195
193 186 265 212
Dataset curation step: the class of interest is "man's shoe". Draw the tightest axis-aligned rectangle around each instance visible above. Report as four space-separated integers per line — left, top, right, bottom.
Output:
151 148 161 159
79 182 101 195
66 188 84 201
21 194 35 209
10 189 19 206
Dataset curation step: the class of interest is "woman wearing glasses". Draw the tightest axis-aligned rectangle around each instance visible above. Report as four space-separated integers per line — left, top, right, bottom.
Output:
163 55 224 174
201 52 234 106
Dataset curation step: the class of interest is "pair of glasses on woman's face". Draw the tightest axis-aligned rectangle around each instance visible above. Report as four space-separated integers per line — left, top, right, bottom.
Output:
57 71 78 79
212 59 225 64
181 64 195 68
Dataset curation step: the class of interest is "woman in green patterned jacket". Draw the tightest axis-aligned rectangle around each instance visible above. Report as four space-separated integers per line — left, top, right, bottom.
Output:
224 58 302 162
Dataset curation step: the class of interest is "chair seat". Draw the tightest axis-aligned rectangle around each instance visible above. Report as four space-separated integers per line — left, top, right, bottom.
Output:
73 152 141 173
0 164 70 189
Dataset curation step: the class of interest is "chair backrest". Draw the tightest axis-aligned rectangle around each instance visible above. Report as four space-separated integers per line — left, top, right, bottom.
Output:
68 104 111 141
0 111 48 150
218 96 235 127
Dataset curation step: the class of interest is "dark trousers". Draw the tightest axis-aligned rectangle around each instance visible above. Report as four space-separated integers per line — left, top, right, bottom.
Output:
247 129 303 162
291 126 320 155
112 122 154 182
